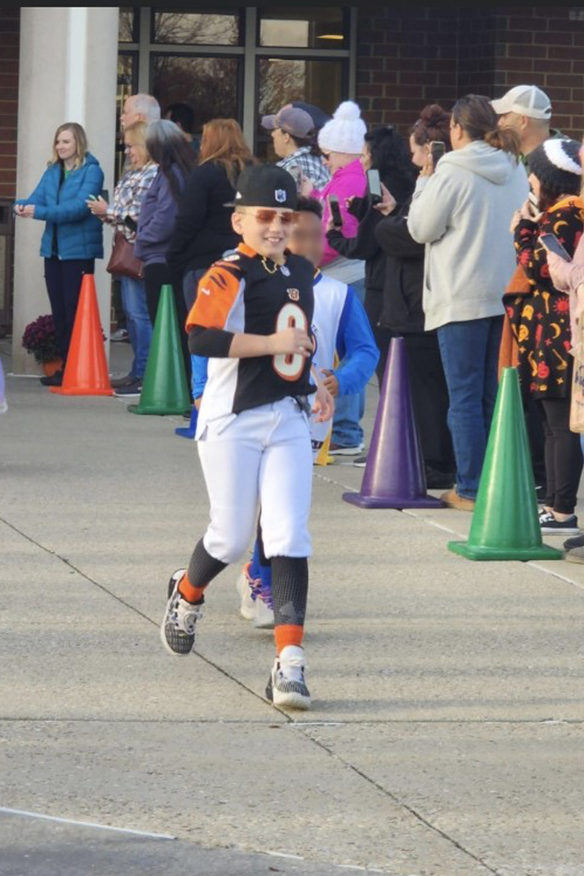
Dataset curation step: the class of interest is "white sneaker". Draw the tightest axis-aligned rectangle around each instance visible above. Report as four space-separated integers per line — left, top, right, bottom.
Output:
236 562 259 620
254 593 275 630
266 645 311 710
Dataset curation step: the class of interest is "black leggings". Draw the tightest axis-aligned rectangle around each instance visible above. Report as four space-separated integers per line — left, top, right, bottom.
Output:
44 257 95 362
143 262 191 383
540 397 583 514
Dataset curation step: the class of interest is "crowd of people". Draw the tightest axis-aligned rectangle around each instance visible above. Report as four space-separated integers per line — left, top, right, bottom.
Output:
13 82 584 708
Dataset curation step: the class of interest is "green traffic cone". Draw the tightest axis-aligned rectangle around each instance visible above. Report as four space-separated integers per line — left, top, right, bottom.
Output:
449 367 562 561
128 285 191 416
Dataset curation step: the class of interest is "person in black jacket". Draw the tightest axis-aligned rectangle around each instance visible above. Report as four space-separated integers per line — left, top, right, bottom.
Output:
166 119 254 310
374 105 455 488
326 126 416 380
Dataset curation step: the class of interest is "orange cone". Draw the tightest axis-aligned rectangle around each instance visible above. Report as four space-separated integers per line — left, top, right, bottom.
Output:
51 274 113 397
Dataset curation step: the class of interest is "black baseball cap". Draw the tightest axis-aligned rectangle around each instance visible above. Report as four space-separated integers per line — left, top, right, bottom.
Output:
229 164 298 210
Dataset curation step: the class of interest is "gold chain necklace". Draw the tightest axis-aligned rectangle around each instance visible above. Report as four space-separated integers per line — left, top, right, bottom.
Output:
261 256 279 274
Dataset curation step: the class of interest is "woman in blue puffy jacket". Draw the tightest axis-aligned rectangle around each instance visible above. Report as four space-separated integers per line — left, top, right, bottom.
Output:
14 123 104 386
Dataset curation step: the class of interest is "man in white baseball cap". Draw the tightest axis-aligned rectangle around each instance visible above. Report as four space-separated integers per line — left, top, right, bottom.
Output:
491 84 561 164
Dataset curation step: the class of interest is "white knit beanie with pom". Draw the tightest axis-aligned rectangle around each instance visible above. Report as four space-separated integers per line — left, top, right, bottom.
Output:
318 101 367 155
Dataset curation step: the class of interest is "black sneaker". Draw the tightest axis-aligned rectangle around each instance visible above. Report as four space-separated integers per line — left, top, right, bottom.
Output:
565 547 584 564
160 569 203 656
539 511 580 536
329 442 364 457
40 370 63 387
113 378 143 398
110 373 136 389
563 533 584 552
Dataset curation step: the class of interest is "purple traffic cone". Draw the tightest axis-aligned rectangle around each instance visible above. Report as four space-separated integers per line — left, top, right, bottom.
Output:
175 405 198 439
343 336 443 509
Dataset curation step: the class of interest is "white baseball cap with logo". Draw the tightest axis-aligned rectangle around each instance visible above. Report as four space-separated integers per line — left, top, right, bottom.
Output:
491 85 552 120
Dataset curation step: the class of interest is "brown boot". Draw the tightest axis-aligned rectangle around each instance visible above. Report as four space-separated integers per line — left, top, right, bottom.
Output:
440 488 476 512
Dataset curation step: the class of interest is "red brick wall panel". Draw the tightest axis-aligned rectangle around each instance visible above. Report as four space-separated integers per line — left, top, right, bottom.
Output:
357 7 584 138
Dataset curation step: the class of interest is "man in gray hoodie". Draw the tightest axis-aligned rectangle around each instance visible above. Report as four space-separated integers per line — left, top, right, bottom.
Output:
408 94 529 510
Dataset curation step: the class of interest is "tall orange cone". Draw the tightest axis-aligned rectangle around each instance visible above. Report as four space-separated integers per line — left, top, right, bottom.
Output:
51 274 113 397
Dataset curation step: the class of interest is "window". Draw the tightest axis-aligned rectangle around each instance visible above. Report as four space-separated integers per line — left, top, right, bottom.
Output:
116 54 138 179
117 7 355 154
256 57 343 159
152 9 241 45
152 55 241 130
259 7 348 49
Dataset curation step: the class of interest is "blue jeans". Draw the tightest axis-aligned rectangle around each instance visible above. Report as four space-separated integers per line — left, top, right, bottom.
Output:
332 277 366 449
437 316 503 499
120 276 152 378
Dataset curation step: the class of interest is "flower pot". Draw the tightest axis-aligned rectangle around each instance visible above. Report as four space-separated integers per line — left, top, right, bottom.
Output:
42 358 63 377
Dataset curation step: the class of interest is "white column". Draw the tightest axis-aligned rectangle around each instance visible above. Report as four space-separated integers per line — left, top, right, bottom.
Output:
12 7 119 374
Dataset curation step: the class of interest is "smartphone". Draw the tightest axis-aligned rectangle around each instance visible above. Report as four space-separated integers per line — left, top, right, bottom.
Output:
528 190 540 219
430 141 446 165
124 215 138 232
288 165 302 187
539 233 572 262
329 195 343 228
366 168 383 205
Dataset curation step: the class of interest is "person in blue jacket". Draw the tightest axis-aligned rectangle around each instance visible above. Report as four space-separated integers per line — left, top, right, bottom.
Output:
14 122 104 386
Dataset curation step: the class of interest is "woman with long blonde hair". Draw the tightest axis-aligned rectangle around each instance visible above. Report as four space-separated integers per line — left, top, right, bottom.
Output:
167 118 254 309
14 122 104 386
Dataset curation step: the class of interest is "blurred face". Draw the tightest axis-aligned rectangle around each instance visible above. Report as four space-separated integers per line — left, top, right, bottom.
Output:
360 143 372 172
288 209 324 268
528 172 541 200
232 207 295 261
409 134 428 169
124 136 147 169
121 96 141 131
55 130 77 163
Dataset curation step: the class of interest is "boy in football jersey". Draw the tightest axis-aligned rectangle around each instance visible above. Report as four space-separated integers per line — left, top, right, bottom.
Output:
239 196 379 628
160 166 333 711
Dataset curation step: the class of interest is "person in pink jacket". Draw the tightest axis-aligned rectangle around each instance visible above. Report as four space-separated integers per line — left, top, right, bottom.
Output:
300 100 369 454
301 101 367 269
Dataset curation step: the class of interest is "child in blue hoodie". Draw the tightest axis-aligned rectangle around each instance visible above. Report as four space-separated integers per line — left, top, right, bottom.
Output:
236 196 378 627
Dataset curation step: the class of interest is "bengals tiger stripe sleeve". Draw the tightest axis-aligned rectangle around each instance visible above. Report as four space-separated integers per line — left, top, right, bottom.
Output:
186 262 244 358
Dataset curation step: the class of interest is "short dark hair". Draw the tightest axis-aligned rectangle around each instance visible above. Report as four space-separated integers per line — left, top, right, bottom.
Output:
165 103 195 134
295 195 323 219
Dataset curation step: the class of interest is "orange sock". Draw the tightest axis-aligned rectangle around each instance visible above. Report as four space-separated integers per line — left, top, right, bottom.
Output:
178 574 206 604
274 624 304 654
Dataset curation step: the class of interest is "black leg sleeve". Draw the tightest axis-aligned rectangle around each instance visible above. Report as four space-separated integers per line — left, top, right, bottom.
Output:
271 557 308 628
187 539 228 588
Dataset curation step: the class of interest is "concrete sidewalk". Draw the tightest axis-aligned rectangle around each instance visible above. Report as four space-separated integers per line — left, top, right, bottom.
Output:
2 339 584 876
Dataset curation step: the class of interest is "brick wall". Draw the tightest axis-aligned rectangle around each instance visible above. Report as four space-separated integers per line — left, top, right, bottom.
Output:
357 7 584 140
0 7 20 199
494 7 584 139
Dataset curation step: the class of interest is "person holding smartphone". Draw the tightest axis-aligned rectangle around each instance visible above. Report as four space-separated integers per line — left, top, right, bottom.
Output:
300 100 368 455
88 121 158 396
506 138 584 537
408 95 529 511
